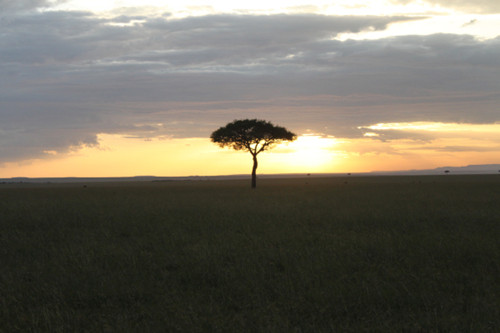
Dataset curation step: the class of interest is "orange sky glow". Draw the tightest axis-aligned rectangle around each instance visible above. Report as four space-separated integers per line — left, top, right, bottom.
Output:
2 121 499 178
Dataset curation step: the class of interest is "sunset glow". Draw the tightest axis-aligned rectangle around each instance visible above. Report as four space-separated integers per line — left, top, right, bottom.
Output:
2 134 342 177
271 135 340 172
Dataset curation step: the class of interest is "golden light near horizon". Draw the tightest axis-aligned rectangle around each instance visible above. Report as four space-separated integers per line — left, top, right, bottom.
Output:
0 133 343 178
280 134 339 169
2 126 500 178
1 122 499 179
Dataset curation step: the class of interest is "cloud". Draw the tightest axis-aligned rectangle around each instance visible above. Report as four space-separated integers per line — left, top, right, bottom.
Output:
0 12 414 65
354 122 500 159
462 19 477 27
1 10 499 163
391 0 500 13
0 0 67 13
433 145 500 152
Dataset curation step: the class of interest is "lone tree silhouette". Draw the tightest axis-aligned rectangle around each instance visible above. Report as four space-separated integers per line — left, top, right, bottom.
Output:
211 119 296 188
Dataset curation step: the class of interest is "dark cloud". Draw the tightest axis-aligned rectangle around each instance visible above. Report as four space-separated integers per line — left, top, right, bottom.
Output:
1 10 499 163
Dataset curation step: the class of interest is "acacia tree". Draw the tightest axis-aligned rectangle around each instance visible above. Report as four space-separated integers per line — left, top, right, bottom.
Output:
211 119 296 188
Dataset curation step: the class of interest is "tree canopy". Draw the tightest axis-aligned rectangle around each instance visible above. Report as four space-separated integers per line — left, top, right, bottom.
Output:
210 119 296 155
211 119 296 188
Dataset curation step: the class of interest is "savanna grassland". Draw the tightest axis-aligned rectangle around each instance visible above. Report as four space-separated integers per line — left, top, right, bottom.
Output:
1 175 499 332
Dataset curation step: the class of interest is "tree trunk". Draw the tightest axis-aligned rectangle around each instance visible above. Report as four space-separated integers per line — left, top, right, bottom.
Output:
251 154 258 188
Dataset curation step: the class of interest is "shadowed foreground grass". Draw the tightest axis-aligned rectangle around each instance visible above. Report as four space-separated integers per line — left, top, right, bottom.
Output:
1 175 499 332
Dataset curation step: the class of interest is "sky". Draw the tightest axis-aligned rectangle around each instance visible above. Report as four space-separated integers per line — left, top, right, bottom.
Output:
1 0 499 177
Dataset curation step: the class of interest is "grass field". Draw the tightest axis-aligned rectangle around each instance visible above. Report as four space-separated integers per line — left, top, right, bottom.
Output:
1 175 499 332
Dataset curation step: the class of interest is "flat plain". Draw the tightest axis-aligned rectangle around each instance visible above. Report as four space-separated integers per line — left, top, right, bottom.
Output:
1 175 499 332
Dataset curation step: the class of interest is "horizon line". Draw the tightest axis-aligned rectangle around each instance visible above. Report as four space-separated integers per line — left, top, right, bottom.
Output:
2 164 500 183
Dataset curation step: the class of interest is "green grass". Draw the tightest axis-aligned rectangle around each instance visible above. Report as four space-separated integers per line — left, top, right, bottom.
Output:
1 175 499 332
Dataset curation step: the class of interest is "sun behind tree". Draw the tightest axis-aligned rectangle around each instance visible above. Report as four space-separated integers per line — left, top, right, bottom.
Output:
211 119 296 188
